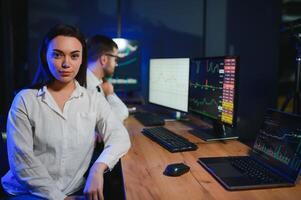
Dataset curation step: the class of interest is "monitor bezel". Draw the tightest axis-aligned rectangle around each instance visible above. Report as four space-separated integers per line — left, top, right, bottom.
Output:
188 55 240 128
148 57 190 113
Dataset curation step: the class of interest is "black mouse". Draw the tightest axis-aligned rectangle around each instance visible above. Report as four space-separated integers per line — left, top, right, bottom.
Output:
163 163 190 177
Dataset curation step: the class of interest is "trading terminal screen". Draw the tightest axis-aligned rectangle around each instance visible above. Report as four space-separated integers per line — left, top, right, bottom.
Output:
188 56 238 126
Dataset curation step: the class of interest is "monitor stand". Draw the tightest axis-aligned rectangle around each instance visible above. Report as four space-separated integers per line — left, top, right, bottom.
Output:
160 111 189 122
188 120 238 142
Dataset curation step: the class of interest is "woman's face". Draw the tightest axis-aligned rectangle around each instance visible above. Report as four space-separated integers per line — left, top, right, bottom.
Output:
46 36 82 84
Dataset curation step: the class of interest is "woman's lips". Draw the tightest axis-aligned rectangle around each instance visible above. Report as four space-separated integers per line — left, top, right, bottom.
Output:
59 71 72 76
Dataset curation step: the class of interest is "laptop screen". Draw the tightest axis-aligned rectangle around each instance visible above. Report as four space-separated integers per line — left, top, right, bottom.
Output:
252 109 301 181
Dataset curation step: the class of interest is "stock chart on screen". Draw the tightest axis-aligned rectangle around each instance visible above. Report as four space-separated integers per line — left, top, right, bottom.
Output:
253 112 301 173
189 57 237 125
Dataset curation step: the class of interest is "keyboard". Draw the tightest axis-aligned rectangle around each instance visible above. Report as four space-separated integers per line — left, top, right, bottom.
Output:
228 157 285 184
134 112 165 126
141 127 198 153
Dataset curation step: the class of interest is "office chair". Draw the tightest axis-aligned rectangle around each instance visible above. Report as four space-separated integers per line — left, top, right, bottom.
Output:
0 115 8 197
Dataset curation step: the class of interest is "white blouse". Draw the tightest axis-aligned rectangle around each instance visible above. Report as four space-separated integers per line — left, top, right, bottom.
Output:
1 81 131 200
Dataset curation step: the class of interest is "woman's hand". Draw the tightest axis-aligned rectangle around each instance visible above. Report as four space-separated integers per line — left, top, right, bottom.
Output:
83 162 108 200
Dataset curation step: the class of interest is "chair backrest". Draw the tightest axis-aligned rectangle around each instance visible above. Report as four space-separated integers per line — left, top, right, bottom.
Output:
0 115 8 175
0 115 8 196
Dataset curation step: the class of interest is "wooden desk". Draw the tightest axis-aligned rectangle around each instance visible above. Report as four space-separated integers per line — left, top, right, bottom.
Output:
122 116 301 200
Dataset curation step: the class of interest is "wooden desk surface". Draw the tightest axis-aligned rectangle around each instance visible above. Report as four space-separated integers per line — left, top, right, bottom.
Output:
121 116 301 200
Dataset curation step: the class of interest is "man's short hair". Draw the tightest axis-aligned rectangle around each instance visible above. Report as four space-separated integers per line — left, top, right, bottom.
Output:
87 35 118 62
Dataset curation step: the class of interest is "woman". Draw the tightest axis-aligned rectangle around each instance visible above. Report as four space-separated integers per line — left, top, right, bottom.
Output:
1 24 131 200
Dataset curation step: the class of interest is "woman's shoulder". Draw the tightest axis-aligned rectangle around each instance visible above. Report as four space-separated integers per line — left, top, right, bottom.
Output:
15 88 39 98
18 87 41 97
10 88 39 108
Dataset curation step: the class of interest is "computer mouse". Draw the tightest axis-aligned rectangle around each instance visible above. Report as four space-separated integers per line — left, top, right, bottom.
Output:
163 163 190 177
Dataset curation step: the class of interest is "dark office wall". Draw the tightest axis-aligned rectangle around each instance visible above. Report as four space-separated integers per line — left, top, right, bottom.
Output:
205 0 227 56
225 0 281 141
0 0 5 116
0 0 28 116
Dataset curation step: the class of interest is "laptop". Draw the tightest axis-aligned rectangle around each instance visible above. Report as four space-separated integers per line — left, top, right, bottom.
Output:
198 109 301 190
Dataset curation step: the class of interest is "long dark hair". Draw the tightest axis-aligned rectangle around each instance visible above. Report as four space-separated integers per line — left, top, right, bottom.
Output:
31 24 87 88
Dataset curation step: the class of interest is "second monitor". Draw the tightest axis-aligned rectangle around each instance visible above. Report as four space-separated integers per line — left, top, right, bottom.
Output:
149 58 190 113
188 56 239 141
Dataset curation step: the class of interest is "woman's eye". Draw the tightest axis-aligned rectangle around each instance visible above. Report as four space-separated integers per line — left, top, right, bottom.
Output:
52 52 62 58
71 54 80 60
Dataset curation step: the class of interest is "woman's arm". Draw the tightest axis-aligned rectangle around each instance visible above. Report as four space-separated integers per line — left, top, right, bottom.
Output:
6 92 66 200
83 93 131 199
94 94 131 169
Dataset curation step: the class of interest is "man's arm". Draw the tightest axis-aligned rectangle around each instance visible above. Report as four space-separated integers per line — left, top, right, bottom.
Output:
101 82 129 121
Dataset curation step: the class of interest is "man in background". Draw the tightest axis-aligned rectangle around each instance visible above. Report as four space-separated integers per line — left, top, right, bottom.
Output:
86 35 128 121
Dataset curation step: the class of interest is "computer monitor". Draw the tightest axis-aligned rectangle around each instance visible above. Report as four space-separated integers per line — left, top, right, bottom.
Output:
188 56 239 141
110 38 140 92
149 58 190 113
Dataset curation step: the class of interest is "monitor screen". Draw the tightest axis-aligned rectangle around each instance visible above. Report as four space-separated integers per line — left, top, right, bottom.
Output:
149 58 190 112
110 38 140 92
188 56 238 126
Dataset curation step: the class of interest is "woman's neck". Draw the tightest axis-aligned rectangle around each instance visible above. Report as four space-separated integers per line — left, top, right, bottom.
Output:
48 80 76 92
47 80 76 112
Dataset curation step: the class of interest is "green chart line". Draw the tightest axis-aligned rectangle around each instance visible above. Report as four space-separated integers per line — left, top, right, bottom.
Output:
190 98 218 107
190 82 220 90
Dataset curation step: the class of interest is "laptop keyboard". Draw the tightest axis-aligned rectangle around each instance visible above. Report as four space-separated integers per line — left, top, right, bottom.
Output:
142 127 198 153
228 157 285 184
